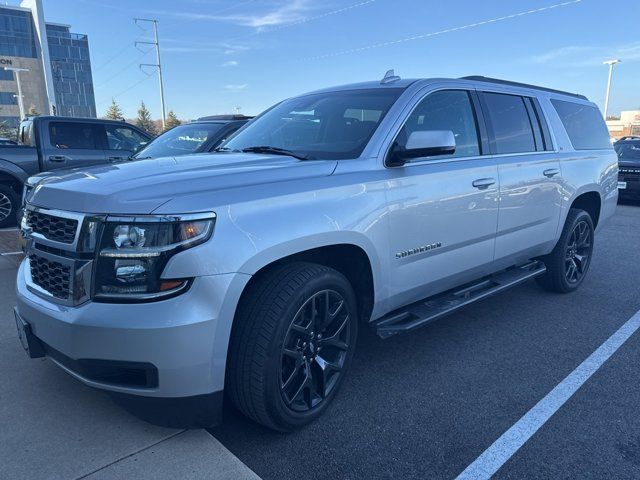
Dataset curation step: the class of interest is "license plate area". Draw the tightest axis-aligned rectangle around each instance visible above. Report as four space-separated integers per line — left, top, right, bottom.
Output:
14 309 45 358
618 181 627 190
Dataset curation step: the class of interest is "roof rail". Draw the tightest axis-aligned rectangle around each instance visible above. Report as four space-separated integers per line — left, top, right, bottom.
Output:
460 76 588 101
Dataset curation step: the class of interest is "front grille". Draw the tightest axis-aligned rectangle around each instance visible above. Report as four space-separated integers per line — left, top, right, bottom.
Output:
26 210 78 244
29 254 71 300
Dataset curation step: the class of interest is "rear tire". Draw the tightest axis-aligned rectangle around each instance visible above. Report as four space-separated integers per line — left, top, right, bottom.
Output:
536 208 594 293
0 184 18 228
226 262 358 431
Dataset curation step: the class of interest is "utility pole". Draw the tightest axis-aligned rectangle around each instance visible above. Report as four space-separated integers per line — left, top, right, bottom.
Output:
5 67 29 120
134 18 166 130
603 59 620 119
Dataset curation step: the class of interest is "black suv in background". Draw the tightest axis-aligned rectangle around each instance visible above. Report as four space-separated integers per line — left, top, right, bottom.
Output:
615 137 640 201
132 115 251 160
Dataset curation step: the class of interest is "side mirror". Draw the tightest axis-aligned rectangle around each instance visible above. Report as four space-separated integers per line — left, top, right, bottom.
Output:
387 130 456 167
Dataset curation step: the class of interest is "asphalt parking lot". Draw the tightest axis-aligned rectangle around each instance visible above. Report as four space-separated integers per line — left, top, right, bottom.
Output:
1 202 639 479
210 202 640 480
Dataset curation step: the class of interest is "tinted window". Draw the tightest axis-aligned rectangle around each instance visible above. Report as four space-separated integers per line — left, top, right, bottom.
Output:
105 125 149 151
482 93 536 154
221 89 403 160
396 90 480 160
49 122 102 150
551 100 611 150
135 123 226 159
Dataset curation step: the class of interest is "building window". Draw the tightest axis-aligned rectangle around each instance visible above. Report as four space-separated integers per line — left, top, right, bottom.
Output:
0 91 17 105
0 68 13 81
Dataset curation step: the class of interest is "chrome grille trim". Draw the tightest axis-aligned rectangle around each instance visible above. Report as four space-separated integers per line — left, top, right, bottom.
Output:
21 206 85 252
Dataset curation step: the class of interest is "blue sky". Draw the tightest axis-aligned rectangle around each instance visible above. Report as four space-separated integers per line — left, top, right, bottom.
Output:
35 0 640 119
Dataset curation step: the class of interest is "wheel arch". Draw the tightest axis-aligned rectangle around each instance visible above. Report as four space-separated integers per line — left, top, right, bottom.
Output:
568 189 601 228
237 238 378 324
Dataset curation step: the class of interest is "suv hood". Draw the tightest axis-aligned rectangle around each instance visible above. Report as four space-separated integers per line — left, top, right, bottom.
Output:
27 153 337 214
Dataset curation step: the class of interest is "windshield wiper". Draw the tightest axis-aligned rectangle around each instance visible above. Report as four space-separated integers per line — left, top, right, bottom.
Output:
214 146 237 152
241 146 314 160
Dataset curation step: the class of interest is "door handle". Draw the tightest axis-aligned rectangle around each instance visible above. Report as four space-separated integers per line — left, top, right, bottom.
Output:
543 168 560 178
48 155 69 163
472 178 496 189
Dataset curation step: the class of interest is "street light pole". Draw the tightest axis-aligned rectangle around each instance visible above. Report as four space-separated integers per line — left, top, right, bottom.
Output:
603 59 620 119
134 18 166 130
4 67 29 120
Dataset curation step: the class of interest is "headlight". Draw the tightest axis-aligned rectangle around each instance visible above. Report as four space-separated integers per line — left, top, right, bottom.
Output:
94 212 215 302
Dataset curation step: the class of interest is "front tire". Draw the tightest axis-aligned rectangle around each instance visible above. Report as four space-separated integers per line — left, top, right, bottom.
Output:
536 208 594 293
227 262 358 431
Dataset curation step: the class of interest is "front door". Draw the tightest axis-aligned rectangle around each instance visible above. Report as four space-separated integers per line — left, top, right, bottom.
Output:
384 89 499 309
43 121 106 171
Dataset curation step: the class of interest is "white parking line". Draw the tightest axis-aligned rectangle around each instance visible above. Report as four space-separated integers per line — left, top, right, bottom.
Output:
0 227 19 232
457 309 640 480
0 251 22 256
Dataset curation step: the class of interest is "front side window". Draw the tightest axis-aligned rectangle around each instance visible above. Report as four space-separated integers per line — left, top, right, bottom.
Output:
49 122 102 150
551 99 611 150
394 90 480 161
221 88 403 160
482 92 536 154
135 123 225 159
105 125 149 151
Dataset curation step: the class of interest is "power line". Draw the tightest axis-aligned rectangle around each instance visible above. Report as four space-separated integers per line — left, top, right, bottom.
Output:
92 43 131 73
95 51 150 89
96 72 155 107
304 0 582 60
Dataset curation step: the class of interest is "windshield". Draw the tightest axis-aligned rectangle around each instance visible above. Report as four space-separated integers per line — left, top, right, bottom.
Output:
221 88 403 160
135 123 225 158
615 142 640 160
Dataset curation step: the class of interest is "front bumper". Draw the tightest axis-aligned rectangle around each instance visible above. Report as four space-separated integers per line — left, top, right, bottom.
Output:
618 173 640 196
15 259 250 399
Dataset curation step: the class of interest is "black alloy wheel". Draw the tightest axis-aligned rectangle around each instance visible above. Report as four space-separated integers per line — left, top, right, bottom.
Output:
227 262 358 431
537 208 595 293
280 289 352 412
564 219 592 284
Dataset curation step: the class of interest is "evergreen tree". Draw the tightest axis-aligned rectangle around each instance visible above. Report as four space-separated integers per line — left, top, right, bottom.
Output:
164 110 181 131
136 101 156 135
104 99 123 120
0 120 15 139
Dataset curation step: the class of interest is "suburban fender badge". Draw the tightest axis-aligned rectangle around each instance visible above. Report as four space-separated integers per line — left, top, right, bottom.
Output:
396 242 442 259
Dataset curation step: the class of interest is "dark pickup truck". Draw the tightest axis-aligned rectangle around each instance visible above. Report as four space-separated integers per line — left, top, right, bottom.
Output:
0 116 152 227
615 137 640 200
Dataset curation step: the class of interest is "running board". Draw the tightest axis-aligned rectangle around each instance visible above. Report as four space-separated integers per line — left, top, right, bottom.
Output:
374 261 546 339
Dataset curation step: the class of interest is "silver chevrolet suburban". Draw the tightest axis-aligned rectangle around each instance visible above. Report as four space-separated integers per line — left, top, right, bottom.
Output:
15 73 618 431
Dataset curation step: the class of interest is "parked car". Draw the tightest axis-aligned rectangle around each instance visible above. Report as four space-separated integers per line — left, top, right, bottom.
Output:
132 115 251 160
0 137 17 146
15 74 617 431
615 137 640 200
0 116 152 227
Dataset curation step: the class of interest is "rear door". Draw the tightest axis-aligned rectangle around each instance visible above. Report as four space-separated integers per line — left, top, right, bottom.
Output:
478 91 562 264
42 121 106 171
104 124 151 162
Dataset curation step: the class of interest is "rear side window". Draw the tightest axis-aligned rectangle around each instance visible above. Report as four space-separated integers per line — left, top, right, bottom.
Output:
551 100 611 150
482 92 536 154
49 122 103 150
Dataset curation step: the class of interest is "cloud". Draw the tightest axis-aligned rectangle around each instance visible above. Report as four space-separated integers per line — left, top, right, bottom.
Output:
221 60 239 67
527 42 640 67
224 84 248 91
170 0 317 29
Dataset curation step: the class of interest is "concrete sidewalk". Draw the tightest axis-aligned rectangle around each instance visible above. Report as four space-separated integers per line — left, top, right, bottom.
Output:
0 258 259 480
